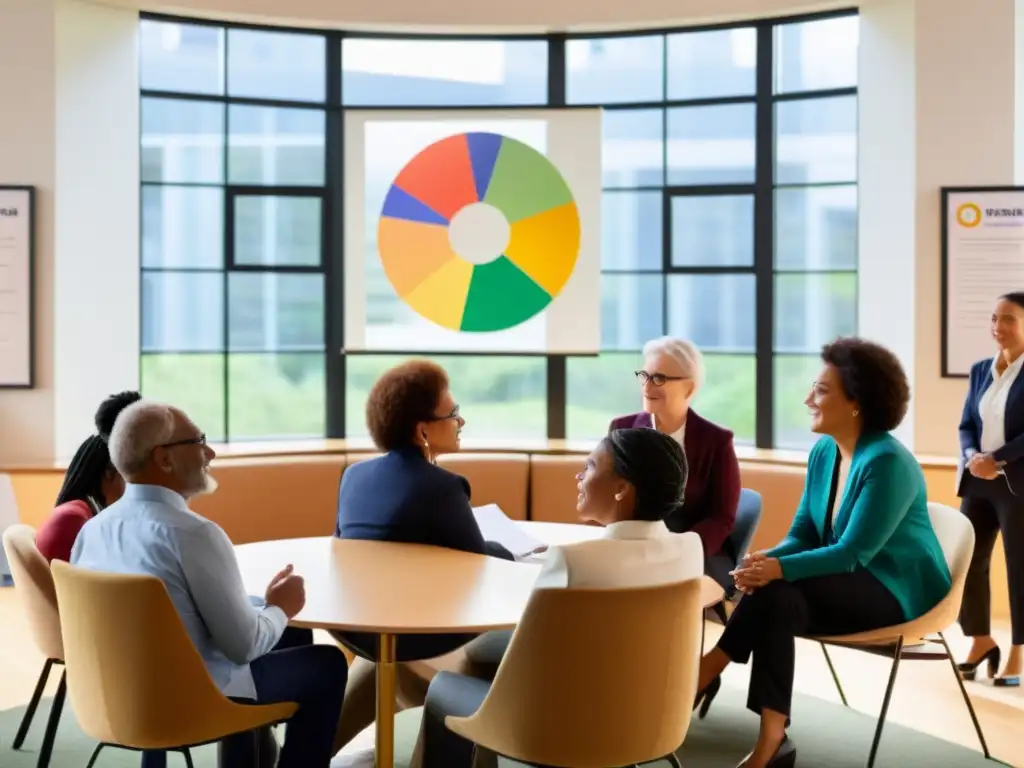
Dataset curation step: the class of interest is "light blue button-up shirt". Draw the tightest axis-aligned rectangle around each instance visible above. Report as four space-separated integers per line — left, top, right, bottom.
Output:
70 483 287 699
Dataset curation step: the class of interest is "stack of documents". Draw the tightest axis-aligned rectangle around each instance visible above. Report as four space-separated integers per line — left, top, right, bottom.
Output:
472 504 547 559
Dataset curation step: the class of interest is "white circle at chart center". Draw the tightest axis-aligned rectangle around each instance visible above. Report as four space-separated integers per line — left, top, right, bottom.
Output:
447 203 511 265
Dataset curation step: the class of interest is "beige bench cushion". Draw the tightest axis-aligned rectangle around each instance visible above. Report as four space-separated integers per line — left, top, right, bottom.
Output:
191 455 343 544
530 454 584 524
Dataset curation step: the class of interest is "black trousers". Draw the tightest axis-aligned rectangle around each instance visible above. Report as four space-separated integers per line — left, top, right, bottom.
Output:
420 671 493 768
959 474 1024 644
716 572 904 719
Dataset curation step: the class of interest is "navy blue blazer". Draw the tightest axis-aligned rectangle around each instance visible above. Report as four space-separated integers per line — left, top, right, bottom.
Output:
336 447 512 559
334 447 512 661
958 358 1024 496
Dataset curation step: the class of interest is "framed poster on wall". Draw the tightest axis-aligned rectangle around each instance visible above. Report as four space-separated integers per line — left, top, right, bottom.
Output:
941 186 1024 377
0 185 35 388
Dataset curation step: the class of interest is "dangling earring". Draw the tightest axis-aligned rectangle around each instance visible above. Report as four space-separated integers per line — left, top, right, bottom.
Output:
853 409 860 418
422 436 435 464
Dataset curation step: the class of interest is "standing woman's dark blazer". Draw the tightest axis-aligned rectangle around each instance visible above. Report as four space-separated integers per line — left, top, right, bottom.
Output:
958 357 1024 497
608 409 741 558
335 446 513 661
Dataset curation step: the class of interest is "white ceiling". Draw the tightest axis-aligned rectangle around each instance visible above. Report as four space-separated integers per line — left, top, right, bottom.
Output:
97 0 849 33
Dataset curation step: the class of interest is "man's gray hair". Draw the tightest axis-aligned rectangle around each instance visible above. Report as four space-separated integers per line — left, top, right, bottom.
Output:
108 400 176 477
643 336 706 396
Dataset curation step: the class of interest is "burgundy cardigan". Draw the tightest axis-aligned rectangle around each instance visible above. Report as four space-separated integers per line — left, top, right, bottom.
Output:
608 409 741 559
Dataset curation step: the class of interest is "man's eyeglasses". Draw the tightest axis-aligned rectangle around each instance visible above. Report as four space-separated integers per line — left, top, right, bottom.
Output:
159 434 207 449
635 371 687 387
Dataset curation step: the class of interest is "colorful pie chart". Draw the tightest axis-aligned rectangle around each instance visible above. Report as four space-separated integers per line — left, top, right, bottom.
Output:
377 132 581 332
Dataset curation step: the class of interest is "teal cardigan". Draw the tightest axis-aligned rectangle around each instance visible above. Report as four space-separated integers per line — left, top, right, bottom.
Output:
766 431 951 622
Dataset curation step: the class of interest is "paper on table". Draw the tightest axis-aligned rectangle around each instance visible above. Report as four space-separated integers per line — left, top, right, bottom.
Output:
472 504 547 558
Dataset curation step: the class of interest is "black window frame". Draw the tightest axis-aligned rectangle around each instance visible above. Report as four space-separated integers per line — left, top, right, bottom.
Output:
137 7 859 447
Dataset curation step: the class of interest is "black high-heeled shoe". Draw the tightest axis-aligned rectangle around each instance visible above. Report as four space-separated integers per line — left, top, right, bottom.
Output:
736 734 797 768
693 675 721 720
958 646 1001 680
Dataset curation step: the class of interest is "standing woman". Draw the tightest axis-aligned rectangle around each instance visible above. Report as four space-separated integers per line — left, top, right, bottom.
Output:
956 292 1024 686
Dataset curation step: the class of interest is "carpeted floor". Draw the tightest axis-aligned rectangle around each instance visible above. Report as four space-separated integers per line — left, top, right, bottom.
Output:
0 680 993 767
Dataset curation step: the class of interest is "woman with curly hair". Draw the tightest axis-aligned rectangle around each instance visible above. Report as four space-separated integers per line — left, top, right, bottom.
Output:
693 338 952 768
331 360 514 757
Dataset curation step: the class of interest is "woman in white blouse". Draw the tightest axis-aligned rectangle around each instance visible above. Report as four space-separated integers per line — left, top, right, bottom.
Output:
956 292 1024 686
411 428 704 768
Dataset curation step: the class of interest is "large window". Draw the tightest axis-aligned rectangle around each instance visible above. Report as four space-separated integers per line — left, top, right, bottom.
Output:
564 28 760 443
771 15 859 448
139 20 329 441
139 12 859 447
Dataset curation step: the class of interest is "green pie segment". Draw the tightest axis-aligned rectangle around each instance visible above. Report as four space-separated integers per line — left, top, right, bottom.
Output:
460 257 552 332
483 138 575 224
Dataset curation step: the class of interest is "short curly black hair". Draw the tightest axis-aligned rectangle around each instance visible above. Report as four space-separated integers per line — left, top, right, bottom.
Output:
821 337 909 433
365 360 449 451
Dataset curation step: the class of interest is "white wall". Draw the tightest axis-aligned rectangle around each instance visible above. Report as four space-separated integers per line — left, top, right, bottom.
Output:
0 0 57 465
858 0 1024 456
0 0 138 465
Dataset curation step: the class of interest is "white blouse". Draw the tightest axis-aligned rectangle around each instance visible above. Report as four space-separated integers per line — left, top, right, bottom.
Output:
652 413 686 447
979 354 1024 453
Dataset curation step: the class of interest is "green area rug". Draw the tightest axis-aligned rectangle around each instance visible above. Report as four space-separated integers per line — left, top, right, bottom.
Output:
0 681 995 767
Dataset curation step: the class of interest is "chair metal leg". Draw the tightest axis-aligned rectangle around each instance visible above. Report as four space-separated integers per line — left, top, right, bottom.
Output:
865 636 903 768
179 748 195 768
666 753 683 767
84 744 105 768
937 632 994 760
819 643 849 708
35 669 66 768
713 601 728 624
13 658 55 749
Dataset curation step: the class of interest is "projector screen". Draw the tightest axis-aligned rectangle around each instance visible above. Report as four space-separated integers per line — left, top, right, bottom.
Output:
343 109 602 353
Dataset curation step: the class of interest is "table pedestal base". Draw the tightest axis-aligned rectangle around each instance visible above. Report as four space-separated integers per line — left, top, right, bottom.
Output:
375 633 398 768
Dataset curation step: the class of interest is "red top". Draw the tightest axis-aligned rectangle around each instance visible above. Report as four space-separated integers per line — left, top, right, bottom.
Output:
608 409 741 559
36 500 94 563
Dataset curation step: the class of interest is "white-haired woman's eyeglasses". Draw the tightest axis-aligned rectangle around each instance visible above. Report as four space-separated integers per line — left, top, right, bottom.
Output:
635 370 688 387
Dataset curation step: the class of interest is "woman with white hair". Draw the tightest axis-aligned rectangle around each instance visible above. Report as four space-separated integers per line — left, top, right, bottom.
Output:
610 336 741 569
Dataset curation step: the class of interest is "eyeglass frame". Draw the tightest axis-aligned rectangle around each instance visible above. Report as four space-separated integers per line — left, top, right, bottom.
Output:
425 405 461 422
634 370 689 387
158 434 208 449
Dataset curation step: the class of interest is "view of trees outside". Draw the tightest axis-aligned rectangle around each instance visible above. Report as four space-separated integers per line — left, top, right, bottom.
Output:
138 14 858 447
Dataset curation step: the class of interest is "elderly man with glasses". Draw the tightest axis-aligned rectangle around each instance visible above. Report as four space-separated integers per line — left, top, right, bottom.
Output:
70 399 348 768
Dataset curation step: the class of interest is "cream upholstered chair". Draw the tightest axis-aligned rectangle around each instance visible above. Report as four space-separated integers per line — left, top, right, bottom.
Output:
50 561 297 768
2 524 67 768
445 577 705 768
812 502 996 768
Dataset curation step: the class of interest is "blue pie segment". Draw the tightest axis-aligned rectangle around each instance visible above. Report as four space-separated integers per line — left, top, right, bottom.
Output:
466 132 503 201
380 185 449 226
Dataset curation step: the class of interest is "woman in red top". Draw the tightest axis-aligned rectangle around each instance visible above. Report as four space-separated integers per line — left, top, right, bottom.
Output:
35 434 125 562
35 391 139 562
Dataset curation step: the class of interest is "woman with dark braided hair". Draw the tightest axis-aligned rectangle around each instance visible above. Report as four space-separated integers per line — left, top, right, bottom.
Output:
35 391 140 562
412 428 706 768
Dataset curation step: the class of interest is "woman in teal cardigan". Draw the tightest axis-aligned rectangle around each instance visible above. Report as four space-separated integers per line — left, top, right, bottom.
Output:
694 338 952 768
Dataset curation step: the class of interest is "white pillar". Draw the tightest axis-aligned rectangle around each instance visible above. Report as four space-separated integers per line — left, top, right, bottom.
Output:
53 0 140 461
0 0 139 465
859 0 1024 455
